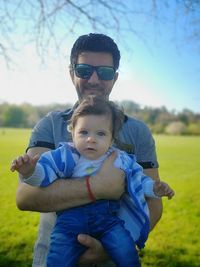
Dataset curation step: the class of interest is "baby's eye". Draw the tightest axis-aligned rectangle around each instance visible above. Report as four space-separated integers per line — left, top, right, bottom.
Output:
79 130 88 135
97 131 106 136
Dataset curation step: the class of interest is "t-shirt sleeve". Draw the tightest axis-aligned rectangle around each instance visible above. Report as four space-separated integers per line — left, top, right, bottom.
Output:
27 112 55 151
135 122 158 168
122 118 159 168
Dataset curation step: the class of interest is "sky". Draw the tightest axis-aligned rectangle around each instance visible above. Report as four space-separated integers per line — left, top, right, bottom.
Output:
1 1 200 113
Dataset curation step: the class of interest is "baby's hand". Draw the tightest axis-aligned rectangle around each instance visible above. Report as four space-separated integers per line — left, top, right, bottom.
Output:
10 153 40 177
153 181 175 199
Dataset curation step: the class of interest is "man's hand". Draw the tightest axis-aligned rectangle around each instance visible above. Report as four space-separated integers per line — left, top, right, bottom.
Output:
78 234 108 264
15 149 124 212
90 151 125 200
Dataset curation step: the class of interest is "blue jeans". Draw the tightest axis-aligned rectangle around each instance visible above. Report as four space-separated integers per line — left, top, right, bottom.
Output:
47 201 140 267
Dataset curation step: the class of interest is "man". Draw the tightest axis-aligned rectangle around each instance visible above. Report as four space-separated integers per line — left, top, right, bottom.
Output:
16 33 162 267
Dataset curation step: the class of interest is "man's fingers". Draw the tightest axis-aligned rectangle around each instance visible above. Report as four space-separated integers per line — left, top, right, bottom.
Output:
77 234 107 264
77 234 96 248
105 151 117 164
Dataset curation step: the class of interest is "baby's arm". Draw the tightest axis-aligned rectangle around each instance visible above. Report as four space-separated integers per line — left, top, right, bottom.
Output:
10 153 40 179
11 145 76 187
153 181 175 199
129 156 175 200
11 151 60 187
11 152 54 187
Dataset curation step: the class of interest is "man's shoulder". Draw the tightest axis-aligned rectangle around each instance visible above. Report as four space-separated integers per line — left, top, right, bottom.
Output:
124 115 149 129
32 108 73 135
122 115 151 137
117 115 154 154
28 107 74 150
46 108 73 121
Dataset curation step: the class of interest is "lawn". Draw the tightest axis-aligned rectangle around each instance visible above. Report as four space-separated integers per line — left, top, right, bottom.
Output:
0 128 39 267
142 135 200 267
0 129 199 266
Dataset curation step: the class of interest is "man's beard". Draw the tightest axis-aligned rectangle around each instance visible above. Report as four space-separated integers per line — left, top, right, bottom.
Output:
77 85 110 100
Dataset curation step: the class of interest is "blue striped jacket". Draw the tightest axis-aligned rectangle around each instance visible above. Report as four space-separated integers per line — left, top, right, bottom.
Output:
22 143 158 248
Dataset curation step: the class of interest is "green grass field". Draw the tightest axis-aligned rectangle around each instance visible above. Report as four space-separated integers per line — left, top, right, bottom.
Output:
0 128 200 266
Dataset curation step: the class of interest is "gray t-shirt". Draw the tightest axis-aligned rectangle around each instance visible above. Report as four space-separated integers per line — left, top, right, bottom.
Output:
28 108 158 267
28 108 158 168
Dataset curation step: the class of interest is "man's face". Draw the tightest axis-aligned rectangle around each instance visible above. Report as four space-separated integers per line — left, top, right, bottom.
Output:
70 52 118 100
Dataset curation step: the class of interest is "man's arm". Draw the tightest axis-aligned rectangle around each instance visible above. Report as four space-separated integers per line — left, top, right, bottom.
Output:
16 148 125 212
16 148 125 265
143 168 163 230
16 177 93 212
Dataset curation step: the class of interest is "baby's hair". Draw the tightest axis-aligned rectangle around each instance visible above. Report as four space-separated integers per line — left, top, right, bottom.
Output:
69 95 124 140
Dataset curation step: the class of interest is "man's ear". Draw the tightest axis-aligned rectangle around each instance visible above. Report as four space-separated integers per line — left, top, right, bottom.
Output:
113 72 119 84
69 67 75 84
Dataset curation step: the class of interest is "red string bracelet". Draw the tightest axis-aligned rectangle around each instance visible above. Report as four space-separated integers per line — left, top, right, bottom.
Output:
85 176 96 202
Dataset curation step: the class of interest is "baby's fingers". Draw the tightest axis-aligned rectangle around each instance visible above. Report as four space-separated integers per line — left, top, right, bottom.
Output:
10 154 30 172
166 187 175 199
168 190 175 199
10 159 18 172
32 154 40 164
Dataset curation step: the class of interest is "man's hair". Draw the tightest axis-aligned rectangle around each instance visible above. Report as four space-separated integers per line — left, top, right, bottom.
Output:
69 95 124 140
70 33 120 70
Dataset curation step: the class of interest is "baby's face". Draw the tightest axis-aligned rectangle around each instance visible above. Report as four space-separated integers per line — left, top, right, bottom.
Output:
72 114 113 160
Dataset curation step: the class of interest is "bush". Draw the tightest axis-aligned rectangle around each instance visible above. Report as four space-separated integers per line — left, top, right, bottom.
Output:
165 121 187 135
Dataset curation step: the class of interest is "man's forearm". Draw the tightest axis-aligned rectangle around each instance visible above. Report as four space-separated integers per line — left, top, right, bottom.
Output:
16 151 125 212
144 167 163 230
147 198 163 230
16 178 91 212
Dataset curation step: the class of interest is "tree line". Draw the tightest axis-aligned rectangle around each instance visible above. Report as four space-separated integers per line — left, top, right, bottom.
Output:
0 101 200 135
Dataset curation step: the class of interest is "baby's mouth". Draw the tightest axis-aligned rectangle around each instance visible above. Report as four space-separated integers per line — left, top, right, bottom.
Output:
86 147 96 151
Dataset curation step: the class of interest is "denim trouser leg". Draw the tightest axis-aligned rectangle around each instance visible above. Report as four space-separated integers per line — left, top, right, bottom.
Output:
87 201 141 267
47 231 86 267
46 208 88 267
100 219 141 267
46 201 141 267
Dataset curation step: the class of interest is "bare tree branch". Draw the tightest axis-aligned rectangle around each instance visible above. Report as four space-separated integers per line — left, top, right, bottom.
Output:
0 0 200 66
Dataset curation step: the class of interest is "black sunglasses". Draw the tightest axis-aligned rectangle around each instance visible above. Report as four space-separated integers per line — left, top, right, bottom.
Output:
73 64 116 81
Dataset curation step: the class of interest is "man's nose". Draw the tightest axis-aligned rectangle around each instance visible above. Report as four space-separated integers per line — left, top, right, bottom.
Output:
88 70 99 83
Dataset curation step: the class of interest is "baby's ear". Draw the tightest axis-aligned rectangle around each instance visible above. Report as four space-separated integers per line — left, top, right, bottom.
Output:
67 124 73 133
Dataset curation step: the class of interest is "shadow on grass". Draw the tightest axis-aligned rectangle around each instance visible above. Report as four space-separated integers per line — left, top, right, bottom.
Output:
0 251 32 267
0 247 199 267
140 247 199 267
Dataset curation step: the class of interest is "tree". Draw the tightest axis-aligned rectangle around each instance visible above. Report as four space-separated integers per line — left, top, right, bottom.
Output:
1 0 200 66
3 105 27 127
120 100 140 116
187 122 200 135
